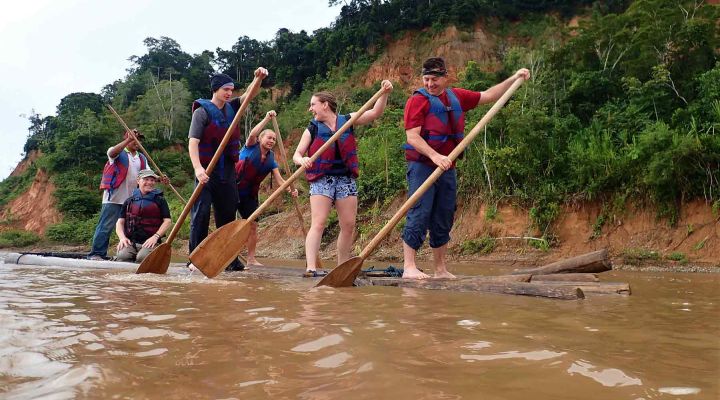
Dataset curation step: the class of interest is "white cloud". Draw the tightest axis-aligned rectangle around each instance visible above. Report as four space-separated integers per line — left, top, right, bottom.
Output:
0 0 341 180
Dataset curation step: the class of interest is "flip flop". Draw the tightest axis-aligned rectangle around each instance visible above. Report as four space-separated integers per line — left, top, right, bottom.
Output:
302 270 329 278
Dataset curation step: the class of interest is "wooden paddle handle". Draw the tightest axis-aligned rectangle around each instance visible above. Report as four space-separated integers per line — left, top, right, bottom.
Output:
358 78 526 259
165 76 263 244
271 116 308 236
106 105 187 204
244 85 388 224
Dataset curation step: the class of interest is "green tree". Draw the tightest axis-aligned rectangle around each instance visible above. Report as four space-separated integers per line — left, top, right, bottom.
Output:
130 79 192 143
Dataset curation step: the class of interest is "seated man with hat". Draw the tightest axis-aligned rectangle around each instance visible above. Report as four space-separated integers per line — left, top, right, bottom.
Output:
115 169 172 263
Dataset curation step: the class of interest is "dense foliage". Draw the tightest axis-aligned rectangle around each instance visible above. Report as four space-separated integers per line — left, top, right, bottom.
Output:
1 0 717 247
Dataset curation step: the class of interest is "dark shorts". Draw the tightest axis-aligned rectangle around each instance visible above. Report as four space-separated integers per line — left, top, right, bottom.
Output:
237 195 259 219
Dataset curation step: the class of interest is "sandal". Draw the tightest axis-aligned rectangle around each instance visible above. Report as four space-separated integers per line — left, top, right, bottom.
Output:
302 270 328 278
362 265 405 278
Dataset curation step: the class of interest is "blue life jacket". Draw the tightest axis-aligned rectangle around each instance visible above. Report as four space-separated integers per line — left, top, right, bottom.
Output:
192 99 240 172
403 88 465 167
235 144 277 197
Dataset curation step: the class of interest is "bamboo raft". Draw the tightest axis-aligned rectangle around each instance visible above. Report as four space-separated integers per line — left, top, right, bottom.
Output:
0 249 629 300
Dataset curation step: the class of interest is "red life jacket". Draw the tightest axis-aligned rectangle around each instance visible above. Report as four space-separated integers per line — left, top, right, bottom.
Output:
192 99 240 169
235 144 277 197
124 188 165 243
99 150 148 196
305 114 359 182
404 88 465 168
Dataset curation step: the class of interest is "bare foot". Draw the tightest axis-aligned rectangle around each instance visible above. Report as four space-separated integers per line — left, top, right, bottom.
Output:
434 270 456 279
246 259 264 267
402 267 430 279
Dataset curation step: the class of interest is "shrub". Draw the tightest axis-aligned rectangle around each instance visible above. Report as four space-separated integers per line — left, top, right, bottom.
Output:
459 236 496 255
666 252 688 263
622 248 660 265
0 230 41 248
0 165 37 208
45 217 97 245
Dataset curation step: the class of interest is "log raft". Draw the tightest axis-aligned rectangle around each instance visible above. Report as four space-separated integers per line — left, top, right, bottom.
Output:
356 249 629 298
1 249 629 299
355 276 585 300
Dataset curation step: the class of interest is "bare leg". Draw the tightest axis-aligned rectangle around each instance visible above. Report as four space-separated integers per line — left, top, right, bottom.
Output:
246 222 263 266
334 195 357 265
402 241 430 279
432 244 455 279
306 195 332 271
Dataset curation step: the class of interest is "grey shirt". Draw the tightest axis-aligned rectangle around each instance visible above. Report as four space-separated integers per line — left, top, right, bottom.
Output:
188 97 242 139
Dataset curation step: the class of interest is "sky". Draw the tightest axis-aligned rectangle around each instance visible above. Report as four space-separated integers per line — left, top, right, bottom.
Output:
0 0 342 181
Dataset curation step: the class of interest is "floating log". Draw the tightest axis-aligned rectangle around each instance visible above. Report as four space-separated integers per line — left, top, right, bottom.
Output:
512 249 611 275
355 276 584 300
531 281 631 296
530 273 599 282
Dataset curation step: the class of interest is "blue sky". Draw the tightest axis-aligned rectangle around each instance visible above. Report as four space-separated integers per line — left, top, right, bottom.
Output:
0 0 341 180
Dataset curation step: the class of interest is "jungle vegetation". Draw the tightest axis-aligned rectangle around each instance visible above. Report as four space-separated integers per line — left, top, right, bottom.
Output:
1 0 717 247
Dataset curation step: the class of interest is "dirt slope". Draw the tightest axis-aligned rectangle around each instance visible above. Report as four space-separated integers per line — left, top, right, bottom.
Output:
254 194 718 267
0 167 61 234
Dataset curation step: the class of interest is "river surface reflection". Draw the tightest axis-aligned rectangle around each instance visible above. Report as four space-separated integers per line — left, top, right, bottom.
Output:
1 261 718 399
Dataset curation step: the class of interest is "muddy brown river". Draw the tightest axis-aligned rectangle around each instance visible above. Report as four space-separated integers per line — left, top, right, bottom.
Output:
1 259 718 399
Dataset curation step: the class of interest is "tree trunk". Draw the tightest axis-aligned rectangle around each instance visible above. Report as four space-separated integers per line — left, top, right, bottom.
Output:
356 277 585 300
531 282 631 296
530 273 599 282
512 249 611 275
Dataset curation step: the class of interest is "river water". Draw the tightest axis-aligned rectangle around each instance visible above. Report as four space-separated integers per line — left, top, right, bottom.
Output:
1 260 718 400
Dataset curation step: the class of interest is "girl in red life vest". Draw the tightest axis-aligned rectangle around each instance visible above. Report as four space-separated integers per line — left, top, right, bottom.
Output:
235 110 298 267
292 80 393 277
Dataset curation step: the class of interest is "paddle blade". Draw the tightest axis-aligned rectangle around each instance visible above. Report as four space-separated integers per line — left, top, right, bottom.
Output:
316 256 365 287
135 243 172 274
190 219 251 278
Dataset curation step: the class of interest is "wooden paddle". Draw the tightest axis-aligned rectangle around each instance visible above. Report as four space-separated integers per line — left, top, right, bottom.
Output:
270 115 323 269
190 85 390 278
135 76 263 274
106 105 187 204
317 77 526 287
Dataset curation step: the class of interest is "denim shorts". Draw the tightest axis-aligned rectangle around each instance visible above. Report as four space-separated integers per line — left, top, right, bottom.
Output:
309 175 357 201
